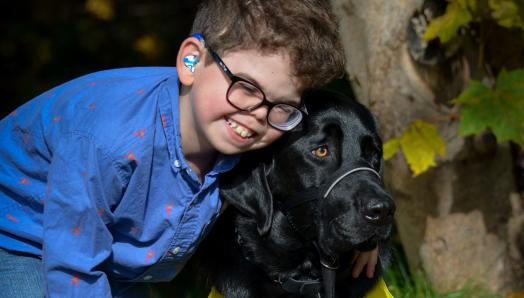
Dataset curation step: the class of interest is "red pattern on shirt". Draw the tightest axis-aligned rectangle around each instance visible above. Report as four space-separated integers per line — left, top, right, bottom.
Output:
133 129 146 137
71 227 81 236
145 249 154 263
166 203 173 216
70 274 80 286
6 214 20 223
126 151 136 161
18 178 32 185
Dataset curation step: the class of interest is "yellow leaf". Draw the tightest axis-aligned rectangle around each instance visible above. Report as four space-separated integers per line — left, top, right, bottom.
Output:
85 0 114 20
399 120 446 176
423 1 473 43
383 138 400 160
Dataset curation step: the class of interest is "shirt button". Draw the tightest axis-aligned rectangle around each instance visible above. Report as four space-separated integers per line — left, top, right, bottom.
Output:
173 160 181 168
172 247 181 254
143 275 153 281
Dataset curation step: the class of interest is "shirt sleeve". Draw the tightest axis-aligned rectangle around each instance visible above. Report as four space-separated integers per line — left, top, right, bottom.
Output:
43 132 124 297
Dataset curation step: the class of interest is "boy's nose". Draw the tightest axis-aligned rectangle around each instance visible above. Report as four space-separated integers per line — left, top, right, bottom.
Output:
249 105 270 123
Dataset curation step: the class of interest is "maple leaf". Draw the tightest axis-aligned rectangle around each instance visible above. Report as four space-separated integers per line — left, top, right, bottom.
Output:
383 138 400 161
453 69 524 145
383 120 446 176
424 1 473 43
400 120 446 176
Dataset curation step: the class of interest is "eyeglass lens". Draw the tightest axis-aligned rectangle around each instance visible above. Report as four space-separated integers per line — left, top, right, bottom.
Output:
227 80 302 130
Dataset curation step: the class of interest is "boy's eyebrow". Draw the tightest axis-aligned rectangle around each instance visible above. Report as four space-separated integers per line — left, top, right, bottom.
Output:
235 71 300 105
235 71 264 89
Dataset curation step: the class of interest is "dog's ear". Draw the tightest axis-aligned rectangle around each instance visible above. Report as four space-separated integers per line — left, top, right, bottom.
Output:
219 154 273 235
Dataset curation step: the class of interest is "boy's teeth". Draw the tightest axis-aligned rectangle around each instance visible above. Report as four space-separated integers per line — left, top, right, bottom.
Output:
228 119 253 138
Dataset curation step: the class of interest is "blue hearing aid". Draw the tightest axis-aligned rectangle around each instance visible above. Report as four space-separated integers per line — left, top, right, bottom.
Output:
183 33 205 73
183 55 199 73
191 33 205 42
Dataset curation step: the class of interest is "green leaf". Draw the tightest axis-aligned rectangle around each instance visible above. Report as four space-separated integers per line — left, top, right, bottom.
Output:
399 120 446 176
489 0 524 30
424 1 473 43
453 69 524 145
383 138 401 160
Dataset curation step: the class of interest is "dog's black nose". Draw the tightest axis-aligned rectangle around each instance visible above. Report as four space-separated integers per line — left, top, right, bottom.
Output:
362 199 395 225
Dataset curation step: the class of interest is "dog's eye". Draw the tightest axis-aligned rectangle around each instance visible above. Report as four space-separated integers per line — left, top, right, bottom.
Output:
312 145 329 157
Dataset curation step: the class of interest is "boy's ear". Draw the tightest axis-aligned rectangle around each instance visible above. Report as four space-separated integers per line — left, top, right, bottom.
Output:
176 36 204 86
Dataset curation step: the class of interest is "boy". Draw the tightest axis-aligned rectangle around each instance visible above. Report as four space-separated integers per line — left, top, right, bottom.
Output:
0 0 378 296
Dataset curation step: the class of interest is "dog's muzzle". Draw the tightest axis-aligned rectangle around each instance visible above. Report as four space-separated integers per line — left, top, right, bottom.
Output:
272 164 391 298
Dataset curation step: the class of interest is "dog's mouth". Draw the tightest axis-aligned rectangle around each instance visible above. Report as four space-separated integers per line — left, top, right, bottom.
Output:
318 218 392 259
355 238 378 252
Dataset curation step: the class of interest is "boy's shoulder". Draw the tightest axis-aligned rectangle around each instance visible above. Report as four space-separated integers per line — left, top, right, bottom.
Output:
37 67 179 155
75 66 177 81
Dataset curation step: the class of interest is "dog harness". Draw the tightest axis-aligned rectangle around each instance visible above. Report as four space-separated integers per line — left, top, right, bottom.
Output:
263 163 382 298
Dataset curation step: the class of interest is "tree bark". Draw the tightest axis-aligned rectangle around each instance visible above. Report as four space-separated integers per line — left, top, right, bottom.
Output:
330 0 524 293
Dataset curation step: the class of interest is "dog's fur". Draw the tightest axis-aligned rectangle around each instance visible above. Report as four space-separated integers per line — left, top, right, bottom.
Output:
170 89 395 298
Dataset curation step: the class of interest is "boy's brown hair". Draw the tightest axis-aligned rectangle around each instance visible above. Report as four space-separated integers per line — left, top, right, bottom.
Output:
191 0 345 90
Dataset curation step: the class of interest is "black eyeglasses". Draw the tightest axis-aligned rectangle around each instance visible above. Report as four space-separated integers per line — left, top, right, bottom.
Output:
206 45 307 131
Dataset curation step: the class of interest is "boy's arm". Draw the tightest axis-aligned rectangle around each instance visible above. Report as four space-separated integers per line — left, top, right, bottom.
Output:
43 133 122 297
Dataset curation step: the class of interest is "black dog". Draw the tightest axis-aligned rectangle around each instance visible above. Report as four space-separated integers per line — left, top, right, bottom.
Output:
173 89 395 298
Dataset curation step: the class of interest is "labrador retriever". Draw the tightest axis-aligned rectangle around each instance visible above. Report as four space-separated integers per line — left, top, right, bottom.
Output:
174 89 395 298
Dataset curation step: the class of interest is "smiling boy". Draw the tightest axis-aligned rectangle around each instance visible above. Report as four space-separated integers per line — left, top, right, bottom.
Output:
0 0 377 297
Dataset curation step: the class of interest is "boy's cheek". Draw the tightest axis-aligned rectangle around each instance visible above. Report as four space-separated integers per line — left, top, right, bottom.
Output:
260 129 284 147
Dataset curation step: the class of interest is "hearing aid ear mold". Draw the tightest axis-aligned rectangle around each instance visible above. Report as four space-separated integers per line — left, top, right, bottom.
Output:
183 55 199 73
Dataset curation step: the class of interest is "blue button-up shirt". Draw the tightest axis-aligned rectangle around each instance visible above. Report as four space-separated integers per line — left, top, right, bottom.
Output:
0 67 239 297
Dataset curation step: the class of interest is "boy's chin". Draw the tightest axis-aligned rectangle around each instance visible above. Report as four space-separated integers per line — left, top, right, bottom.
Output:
215 142 261 155
216 146 250 155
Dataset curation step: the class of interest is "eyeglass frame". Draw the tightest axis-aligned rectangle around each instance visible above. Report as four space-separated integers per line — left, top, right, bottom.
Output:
203 40 308 131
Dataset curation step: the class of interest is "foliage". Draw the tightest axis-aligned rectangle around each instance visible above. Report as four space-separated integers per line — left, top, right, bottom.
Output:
386 0 524 176
453 69 524 145
424 0 524 42
423 0 474 43
490 0 524 30
384 120 446 176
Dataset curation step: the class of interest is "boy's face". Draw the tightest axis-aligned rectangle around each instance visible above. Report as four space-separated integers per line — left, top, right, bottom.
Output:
184 48 302 155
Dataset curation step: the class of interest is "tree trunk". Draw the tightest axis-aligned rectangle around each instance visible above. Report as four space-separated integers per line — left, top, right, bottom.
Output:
330 0 524 293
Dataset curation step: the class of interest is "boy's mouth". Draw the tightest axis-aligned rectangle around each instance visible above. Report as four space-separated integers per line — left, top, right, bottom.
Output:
226 118 254 139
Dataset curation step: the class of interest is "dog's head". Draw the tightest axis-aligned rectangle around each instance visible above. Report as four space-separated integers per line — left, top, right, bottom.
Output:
220 89 395 260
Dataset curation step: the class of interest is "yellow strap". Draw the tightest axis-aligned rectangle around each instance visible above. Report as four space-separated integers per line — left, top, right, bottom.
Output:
365 277 394 298
208 287 223 298
208 277 394 298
